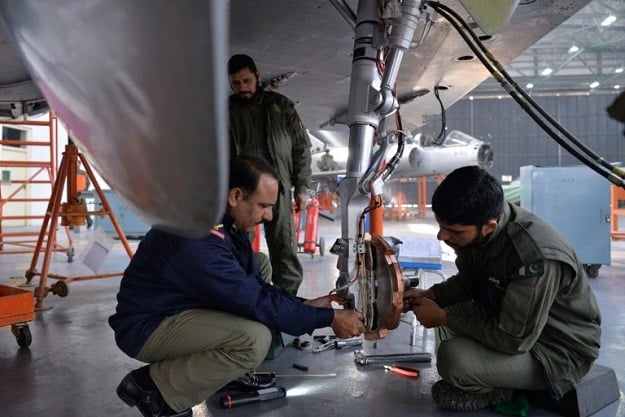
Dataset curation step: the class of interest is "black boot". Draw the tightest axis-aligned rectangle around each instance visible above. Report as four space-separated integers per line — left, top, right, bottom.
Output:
116 367 192 417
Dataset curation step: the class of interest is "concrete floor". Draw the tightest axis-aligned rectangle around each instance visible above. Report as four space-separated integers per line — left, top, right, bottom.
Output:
0 215 623 417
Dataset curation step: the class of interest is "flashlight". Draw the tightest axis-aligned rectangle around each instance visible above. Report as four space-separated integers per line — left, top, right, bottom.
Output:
219 386 287 409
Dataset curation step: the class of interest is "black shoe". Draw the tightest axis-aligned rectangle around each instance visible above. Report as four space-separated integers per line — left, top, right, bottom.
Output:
431 379 513 412
116 371 192 417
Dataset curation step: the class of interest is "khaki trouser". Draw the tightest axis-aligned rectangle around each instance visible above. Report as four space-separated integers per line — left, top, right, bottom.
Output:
264 190 303 295
135 309 272 412
436 326 548 394
255 252 272 284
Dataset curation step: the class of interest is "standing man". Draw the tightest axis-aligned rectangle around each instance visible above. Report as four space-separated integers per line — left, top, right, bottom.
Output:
404 166 601 412
110 155 364 417
228 54 312 295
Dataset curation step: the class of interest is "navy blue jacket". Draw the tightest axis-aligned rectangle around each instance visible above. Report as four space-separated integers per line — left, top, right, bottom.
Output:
109 215 334 357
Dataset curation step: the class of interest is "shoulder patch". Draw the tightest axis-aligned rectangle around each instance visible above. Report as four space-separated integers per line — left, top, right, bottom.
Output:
210 224 225 240
507 222 546 278
518 260 544 278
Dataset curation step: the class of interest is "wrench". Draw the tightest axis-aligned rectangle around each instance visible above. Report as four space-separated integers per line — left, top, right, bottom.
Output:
353 350 432 366
312 340 336 353
313 337 362 353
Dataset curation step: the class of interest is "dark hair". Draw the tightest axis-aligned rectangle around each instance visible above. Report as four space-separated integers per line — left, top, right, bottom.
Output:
229 155 279 197
228 54 258 75
432 165 504 226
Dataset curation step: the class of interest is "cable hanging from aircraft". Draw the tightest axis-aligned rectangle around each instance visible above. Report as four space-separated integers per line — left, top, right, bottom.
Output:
425 1 625 189
433 85 447 144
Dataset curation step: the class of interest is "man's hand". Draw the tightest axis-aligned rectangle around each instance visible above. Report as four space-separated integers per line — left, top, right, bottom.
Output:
295 192 307 212
402 288 434 313
407 297 447 328
331 309 365 339
304 295 333 308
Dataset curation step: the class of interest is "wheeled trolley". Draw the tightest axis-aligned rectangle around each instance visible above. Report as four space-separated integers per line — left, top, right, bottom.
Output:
0 284 34 348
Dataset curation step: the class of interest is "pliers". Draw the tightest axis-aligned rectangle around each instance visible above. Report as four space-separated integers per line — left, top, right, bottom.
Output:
383 364 420 378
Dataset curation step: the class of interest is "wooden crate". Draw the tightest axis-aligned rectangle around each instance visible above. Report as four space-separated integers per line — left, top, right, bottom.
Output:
0 284 34 327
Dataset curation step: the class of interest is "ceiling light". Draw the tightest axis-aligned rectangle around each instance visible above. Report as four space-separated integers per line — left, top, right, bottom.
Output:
568 45 579 53
600 15 617 26
615 85 621 90
615 68 624 74
541 68 552 76
589 81 600 89
526 83 534 89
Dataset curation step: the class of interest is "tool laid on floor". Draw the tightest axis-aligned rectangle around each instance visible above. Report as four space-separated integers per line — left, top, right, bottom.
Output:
219 386 287 408
353 350 432 366
383 365 420 378
221 371 276 392
313 337 363 353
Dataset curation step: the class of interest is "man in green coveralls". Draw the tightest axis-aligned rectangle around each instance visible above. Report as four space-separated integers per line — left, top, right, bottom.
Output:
228 54 312 295
404 165 601 412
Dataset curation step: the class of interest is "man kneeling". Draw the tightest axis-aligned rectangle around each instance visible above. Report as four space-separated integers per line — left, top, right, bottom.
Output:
109 155 365 416
404 166 601 412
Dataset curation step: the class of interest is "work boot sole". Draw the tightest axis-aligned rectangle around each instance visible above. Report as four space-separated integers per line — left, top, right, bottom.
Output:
431 380 514 412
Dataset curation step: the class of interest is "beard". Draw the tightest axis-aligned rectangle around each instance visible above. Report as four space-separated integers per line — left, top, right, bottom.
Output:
236 91 253 100
445 229 488 253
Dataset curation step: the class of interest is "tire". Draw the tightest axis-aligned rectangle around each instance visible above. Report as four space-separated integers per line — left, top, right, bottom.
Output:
13 325 32 348
51 281 69 297
584 264 601 278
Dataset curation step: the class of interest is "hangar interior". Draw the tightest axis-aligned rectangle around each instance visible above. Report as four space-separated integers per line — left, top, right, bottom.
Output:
1 1 625 417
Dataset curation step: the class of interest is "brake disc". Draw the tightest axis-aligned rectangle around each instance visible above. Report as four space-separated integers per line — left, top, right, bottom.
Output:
359 234 404 340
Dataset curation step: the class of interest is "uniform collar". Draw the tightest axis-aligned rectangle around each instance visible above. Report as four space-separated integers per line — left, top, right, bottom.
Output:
481 202 511 247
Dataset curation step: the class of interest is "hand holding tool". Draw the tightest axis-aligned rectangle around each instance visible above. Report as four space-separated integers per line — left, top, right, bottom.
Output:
383 364 420 378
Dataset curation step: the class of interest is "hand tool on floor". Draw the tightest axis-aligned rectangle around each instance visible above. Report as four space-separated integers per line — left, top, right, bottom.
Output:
221 370 276 392
353 350 432 366
383 365 420 378
255 370 337 378
313 337 362 353
220 386 287 409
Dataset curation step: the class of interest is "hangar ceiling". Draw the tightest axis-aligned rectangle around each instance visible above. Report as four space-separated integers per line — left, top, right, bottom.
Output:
470 0 625 97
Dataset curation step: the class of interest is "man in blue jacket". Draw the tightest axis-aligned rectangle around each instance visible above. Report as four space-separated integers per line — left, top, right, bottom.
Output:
110 155 365 417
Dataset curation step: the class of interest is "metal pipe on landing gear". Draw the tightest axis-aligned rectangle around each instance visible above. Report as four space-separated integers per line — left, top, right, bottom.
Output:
337 0 421 291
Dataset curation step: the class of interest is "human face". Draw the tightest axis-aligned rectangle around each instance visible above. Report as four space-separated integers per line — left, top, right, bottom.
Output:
228 174 278 232
435 217 496 252
229 67 258 100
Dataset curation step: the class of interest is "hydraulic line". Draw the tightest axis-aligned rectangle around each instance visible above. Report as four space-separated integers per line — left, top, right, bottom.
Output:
426 1 625 188
433 85 447 144
329 0 357 30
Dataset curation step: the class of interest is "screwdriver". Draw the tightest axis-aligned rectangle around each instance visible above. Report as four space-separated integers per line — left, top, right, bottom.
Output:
383 364 420 378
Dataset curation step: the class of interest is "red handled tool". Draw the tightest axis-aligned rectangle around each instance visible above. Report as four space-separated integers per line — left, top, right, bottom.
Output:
383 364 420 378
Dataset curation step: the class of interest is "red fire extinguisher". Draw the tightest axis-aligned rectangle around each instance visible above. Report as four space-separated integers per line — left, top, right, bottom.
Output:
303 197 319 254
293 201 302 247
252 224 261 252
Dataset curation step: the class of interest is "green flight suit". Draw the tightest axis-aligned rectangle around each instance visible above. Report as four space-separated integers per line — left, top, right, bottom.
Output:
431 202 601 399
229 87 312 295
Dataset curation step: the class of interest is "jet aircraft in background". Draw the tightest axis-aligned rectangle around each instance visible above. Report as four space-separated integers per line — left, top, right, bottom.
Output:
311 130 494 184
